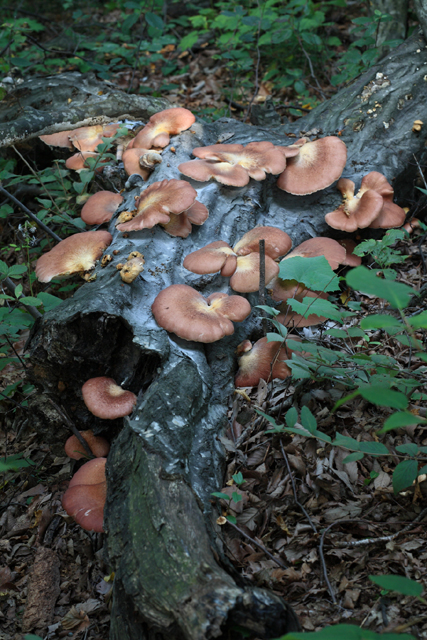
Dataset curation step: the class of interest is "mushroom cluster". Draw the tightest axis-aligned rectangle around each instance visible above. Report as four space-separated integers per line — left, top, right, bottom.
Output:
267 237 349 328
40 123 121 173
325 172 406 232
122 107 195 179
115 178 208 237
178 141 288 187
151 284 251 342
183 226 292 292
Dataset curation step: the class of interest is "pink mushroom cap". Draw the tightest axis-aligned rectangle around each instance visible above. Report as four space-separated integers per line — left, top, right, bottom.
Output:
62 457 106 532
35 230 112 283
277 136 347 195
81 191 124 225
82 377 137 419
152 284 251 342
64 430 110 460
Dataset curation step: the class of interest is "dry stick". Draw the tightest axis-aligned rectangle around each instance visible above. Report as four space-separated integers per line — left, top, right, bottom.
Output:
0 185 61 243
3 277 42 319
258 239 268 336
319 518 389 604
332 506 427 548
296 34 326 101
12 146 83 231
280 441 317 533
44 396 93 459
244 0 263 122
225 519 288 569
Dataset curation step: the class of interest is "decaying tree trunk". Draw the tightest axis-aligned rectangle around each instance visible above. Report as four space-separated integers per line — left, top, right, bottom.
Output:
4 28 427 640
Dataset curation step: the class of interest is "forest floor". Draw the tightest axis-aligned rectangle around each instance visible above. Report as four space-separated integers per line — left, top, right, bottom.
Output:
1 230 427 640
1 16 427 640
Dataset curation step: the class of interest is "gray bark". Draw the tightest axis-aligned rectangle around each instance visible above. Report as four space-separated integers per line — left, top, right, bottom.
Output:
414 0 427 41
369 0 407 53
20 28 427 640
0 72 169 148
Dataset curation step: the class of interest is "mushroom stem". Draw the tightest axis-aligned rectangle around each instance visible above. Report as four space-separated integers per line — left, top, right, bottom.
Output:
139 151 162 169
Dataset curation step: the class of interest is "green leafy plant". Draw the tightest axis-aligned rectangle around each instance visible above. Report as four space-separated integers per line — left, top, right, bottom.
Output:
257 252 427 494
353 229 409 280
0 454 35 473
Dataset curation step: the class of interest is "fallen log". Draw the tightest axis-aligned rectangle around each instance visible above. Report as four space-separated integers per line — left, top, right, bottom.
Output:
13 28 427 640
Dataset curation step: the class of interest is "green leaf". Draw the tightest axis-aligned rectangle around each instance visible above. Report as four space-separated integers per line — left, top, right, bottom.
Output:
346 267 413 309
369 574 423 596
343 452 364 463
285 407 298 429
392 459 418 493
288 297 344 321
279 255 340 293
256 305 280 317
226 514 237 524
231 491 242 503
24 635 44 640
301 406 317 434
37 292 63 311
395 443 419 456
8 264 27 277
211 492 230 501
360 314 402 330
0 454 35 473
408 311 427 329
266 333 285 342
232 472 244 486
359 386 408 410
379 412 427 433
333 434 360 450
358 441 389 456
20 296 43 306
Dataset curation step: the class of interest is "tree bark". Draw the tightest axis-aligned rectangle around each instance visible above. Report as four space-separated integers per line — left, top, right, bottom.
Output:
18 28 427 640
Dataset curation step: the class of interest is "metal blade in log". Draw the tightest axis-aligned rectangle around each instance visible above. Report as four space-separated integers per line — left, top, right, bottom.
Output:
25 29 427 640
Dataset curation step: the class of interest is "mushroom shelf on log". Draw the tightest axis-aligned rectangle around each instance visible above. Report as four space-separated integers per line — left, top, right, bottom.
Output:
6 28 427 640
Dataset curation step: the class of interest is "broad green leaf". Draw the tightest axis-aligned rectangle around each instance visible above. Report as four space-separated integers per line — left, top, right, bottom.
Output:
301 406 316 434
226 515 237 524
0 454 35 473
266 333 285 342
346 267 413 309
278 255 340 292
288 297 344 321
8 264 27 277
380 412 427 433
37 292 63 311
231 491 242 503
395 443 418 456
359 386 408 410
256 304 280 317
20 296 43 306
360 314 402 330
418 464 427 475
343 452 364 463
369 574 423 596
333 434 360 450
232 472 244 485
285 407 298 428
211 492 230 501
392 459 418 493
408 311 427 329
359 441 389 456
